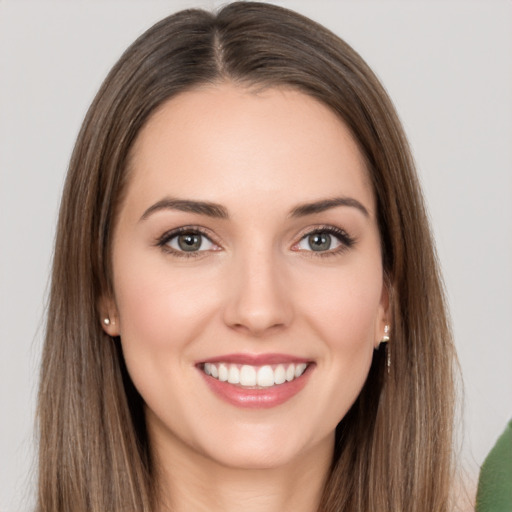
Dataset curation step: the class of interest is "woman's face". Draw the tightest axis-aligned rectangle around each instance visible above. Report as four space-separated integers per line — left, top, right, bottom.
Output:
104 83 388 470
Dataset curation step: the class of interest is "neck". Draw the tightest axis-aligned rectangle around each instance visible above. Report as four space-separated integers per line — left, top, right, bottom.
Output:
153 429 333 512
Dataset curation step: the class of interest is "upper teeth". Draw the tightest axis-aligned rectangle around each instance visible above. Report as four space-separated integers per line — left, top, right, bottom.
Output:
203 362 308 387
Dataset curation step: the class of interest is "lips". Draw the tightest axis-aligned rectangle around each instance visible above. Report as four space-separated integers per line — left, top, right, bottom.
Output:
197 354 314 408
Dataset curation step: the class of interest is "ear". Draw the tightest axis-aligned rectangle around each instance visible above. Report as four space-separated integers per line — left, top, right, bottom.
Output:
98 294 121 337
374 279 391 349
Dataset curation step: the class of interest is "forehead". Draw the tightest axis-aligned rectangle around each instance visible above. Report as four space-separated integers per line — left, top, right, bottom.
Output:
125 83 375 218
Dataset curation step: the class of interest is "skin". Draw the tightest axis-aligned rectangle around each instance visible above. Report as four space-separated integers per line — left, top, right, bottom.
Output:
102 83 388 512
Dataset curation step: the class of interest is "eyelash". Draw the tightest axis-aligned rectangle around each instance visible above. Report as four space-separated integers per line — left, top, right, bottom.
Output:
156 226 218 258
155 225 356 258
294 225 356 257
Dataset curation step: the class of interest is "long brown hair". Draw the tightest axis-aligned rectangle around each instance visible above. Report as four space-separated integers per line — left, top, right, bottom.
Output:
37 2 457 511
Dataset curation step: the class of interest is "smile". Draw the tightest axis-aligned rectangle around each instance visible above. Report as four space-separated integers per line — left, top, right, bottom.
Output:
202 362 308 388
197 355 314 409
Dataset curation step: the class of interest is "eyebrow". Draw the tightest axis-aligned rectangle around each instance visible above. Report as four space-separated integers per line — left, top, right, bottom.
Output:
139 195 369 222
140 198 229 221
289 197 369 218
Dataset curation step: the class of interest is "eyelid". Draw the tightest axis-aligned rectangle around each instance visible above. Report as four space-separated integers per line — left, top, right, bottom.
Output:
155 223 356 258
155 225 222 256
291 224 356 254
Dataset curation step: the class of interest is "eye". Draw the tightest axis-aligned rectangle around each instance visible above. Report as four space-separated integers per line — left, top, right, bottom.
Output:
157 228 219 255
294 227 355 254
297 232 341 252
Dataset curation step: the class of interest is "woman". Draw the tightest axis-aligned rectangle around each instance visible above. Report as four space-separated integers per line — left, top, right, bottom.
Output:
37 2 457 511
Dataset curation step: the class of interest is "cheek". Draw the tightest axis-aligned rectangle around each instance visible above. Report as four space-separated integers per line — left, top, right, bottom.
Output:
297 263 384 351
111 255 224 422
112 252 222 354
296 265 382 422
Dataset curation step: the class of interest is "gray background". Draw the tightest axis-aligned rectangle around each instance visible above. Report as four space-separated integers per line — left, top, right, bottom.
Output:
1 1 511 510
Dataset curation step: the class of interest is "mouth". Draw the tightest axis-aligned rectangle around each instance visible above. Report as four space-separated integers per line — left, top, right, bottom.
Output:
196 355 314 408
200 361 309 388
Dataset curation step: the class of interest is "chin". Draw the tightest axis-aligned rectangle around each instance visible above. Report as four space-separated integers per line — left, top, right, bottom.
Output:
191 422 334 472
205 444 307 471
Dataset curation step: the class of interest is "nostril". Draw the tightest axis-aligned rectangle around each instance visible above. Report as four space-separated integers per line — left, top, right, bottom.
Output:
228 318 287 337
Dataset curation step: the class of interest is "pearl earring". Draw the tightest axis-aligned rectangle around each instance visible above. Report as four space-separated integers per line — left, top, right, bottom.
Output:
382 324 390 343
103 318 111 326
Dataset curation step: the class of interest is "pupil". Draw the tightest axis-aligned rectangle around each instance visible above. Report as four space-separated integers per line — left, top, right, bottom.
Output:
309 233 331 251
178 234 201 251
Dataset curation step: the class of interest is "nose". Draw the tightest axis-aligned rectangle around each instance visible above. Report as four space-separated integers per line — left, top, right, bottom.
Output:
222 247 294 336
